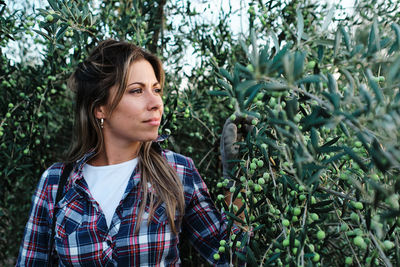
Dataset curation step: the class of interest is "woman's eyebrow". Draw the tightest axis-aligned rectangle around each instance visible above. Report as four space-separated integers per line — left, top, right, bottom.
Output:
127 82 160 87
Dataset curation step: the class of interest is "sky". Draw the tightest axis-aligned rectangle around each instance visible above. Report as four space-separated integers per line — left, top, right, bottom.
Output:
188 0 356 35
178 0 356 76
5 0 357 69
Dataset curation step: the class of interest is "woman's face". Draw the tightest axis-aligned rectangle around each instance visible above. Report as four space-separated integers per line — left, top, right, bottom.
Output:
97 59 164 147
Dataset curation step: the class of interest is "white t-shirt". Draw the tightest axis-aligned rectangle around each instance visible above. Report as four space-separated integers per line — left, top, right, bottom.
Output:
83 157 138 227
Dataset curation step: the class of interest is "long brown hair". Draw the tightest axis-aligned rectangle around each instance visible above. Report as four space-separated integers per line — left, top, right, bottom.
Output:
67 39 185 234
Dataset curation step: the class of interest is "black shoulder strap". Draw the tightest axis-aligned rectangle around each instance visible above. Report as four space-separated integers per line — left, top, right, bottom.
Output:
55 163 73 205
47 162 73 267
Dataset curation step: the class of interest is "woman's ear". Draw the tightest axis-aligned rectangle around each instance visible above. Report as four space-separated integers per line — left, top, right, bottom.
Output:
94 105 106 119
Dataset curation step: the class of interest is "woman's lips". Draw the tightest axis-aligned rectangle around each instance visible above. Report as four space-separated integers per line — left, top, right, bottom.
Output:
144 118 161 126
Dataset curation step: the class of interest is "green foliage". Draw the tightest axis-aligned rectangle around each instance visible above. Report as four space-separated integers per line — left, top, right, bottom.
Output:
2 0 400 266
209 2 400 266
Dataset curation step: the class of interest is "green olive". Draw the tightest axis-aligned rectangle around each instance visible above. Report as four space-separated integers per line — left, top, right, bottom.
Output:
45 14 54 22
282 219 290 227
293 207 301 216
213 253 220 260
316 230 325 240
383 240 394 250
353 236 364 247
313 253 320 262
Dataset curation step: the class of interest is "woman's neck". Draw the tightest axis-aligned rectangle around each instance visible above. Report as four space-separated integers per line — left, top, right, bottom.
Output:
89 141 141 166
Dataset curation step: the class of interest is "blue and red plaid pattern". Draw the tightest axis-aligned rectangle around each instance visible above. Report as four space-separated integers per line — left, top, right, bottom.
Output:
17 148 241 266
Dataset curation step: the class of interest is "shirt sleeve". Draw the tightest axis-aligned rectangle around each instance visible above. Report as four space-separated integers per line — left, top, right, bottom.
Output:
182 158 244 267
16 169 52 266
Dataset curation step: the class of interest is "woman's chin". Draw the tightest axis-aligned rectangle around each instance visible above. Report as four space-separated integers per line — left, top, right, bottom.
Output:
141 133 160 142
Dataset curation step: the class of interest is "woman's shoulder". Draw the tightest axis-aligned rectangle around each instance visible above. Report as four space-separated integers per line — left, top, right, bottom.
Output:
160 149 205 191
161 149 196 170
42 162 67 184
28 162 69 209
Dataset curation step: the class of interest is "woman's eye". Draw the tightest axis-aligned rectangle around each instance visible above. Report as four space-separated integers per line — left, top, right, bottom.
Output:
154 88 162 94
129 88 142 94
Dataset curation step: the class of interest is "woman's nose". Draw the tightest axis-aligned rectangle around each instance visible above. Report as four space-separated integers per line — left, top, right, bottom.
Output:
146 90 163 111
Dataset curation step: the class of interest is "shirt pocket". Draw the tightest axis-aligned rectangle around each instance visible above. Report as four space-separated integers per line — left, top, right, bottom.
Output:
146 203 183 238
54 202 85 240
146 202 169 226
54 201 104 265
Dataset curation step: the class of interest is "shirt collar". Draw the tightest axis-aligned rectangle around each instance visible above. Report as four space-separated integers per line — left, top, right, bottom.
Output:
155 134 169 142
152 134 169 155
70 134 169 184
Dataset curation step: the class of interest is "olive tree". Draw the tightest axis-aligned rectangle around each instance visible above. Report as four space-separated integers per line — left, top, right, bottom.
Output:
2 0 400 266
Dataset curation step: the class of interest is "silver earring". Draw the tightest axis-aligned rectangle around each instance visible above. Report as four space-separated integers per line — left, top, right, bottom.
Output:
100 118 104 129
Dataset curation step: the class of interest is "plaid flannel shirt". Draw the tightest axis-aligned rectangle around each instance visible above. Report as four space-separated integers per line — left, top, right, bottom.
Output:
17 146 242 266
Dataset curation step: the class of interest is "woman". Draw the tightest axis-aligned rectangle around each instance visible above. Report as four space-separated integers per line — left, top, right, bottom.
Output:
17 39 243 266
